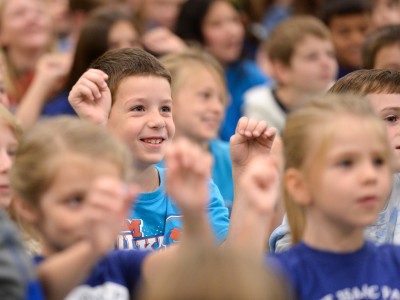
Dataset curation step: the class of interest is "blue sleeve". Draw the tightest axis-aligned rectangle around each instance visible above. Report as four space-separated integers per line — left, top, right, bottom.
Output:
207 179 230 244
25 280 45 300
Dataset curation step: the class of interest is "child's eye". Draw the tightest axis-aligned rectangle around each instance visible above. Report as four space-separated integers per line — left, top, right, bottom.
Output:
373 157 385 167
65 196 84 208
6 149 17 157
338 159 353 168
130 105 145 112
384 115 398 124
161 106 171 113
199 91 212 100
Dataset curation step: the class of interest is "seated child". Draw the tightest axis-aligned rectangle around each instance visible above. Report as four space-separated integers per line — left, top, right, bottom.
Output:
320 0 371 78
12 116 226 299
245 16 337 133
270 69 400 252
256 94 400 299
68 48 277 250
160 48 234 209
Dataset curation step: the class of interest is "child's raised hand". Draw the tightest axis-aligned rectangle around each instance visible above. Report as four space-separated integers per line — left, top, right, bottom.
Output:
68 69 111 126
85 177 137 257
165 138 212 217
230 117 276 172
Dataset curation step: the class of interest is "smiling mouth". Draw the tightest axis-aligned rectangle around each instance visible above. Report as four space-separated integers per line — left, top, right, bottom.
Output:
141 138 164 144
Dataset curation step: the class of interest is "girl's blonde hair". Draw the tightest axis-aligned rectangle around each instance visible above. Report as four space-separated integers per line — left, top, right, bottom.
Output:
10 116 132 207
160 47 228 105
283 93 392 245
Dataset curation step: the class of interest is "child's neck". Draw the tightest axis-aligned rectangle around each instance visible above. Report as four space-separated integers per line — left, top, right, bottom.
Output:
173 133 210 152
302 213 365 252
131 164 160 193
8 47 45 74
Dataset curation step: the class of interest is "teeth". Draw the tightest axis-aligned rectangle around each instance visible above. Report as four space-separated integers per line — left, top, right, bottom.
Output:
144 139 162 144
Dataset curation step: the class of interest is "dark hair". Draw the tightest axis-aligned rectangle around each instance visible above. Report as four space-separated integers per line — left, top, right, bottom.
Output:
90 48 171 102
69 0 109 13
175 0 214 44
66 6 137 91
362 25 400 69
320 0 371 26
328 69 400 95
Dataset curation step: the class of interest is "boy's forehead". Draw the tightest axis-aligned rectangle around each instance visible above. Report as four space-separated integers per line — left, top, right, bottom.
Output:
112 75 172 105
367 93 400 111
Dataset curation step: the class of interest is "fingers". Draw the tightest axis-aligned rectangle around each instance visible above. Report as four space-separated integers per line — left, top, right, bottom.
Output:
70 69 109 102
235 117 275 138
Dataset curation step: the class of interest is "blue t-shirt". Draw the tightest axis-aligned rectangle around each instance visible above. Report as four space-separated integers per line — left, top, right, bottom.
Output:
35 249 150 300
219 60 270 141
269 241 400 300
117 167 230 250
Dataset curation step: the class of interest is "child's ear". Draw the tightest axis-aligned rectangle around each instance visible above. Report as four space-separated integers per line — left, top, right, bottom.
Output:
284 168 311 206
12 196 39 224
271 60 291 86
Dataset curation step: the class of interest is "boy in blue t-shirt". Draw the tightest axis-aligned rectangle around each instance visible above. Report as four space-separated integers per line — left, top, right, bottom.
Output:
68 48 277 250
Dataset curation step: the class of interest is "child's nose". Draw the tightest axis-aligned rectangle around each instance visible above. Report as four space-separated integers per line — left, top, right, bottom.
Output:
0 151 12 173
147 112 165 129
360 161 379 183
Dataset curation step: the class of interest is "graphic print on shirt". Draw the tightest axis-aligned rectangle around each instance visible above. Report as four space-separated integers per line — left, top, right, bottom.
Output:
116 215 182 250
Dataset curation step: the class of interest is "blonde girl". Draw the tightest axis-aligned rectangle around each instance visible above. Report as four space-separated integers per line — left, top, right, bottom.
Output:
160 48 234 208
267 94 400 299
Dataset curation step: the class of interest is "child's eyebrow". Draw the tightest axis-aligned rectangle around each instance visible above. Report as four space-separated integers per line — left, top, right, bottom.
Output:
380 107 400 112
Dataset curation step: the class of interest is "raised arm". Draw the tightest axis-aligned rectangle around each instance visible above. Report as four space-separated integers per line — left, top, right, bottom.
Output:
228 117 279 259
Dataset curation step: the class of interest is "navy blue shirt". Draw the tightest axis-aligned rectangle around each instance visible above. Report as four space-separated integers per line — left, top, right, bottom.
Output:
269 241 400 300
35 249 150 299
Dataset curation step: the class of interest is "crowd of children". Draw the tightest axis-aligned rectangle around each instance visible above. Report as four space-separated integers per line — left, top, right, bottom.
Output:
2 0 400 299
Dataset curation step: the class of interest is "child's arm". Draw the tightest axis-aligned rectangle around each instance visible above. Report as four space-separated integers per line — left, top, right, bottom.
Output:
228 117 279 258
164 138 214 246
37 177 136 300
16 53 71 129
143 138 215 278
68 69 111 126
229 156 279 260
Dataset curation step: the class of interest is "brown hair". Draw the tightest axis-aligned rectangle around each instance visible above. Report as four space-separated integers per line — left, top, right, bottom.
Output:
329 69 400 95
283 93 391 244
90 48 171 103
362 25 400 69
160 47 228 104
264 16 331 66
10 116 131 207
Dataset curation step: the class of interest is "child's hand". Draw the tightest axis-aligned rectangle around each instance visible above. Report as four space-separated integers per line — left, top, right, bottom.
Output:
239 156 280 215
141 27 187 56
68 69 111 126
35 52 72 95
165 138 212 217
230 117 276 172
85 177 137 257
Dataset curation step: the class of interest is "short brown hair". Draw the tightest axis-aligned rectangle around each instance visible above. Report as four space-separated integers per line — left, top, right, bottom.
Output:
329 69 400 95
264 16 331 66
90 48 171 103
